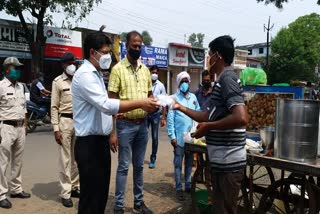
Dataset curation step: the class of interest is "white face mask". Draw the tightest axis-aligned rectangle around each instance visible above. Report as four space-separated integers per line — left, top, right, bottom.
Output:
95 51 112 70
65 64 76 76
207 52 220 72
151 73 158 81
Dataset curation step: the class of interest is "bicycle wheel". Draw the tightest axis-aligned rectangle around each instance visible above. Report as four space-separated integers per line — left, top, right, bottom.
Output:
258 177 316 214
238 166 275 213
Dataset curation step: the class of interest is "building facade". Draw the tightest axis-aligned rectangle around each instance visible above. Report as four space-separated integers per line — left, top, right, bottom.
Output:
236 42 270 69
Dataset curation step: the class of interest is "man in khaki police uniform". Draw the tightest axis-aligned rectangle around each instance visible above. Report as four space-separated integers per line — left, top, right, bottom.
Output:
51 52 80 208
0 57 31 209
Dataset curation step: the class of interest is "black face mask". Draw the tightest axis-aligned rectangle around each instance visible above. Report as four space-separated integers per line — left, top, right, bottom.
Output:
128 48 141 61
202 81 211 89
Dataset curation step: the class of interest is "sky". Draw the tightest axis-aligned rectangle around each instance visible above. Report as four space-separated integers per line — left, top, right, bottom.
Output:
1 0 320 48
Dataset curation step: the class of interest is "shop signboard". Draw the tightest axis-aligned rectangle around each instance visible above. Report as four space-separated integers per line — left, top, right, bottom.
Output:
44 26 82 58
120 42 168 67
168 46 188 67
0 24 31 53
188 48 205 68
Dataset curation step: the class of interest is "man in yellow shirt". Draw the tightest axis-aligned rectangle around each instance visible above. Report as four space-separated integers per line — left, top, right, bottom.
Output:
109 31 153 214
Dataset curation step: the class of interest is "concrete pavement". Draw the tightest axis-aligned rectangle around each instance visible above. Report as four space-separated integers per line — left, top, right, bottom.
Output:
1 126 192 214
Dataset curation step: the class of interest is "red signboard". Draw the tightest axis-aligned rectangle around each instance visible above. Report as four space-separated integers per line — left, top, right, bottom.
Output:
44 26 82 59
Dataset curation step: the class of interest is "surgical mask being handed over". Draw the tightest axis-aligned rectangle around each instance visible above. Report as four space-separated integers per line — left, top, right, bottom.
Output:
95 51 112 70
65 64 76 76
151 73 158 81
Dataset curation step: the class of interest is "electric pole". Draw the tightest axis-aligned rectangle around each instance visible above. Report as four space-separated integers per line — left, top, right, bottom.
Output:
264 16 274 72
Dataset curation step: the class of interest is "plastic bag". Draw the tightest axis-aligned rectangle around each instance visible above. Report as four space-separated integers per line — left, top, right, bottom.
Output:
155 94 175 109
240 68 267 86
189 121 206 143
190 121 198 134
183 132 193 143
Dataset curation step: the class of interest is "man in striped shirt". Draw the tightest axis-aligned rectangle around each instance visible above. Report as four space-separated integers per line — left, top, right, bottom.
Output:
173 35 248 213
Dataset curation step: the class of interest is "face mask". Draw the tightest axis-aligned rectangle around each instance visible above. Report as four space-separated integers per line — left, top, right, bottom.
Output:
202 81 211 89
7 68 21 81
151 74 158 81
128 48 141 61
65 64 76 76
95 51 112 70
179 82 189 93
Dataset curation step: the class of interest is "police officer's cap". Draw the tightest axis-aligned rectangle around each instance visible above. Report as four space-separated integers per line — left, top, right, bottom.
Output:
3 57 23 66
61 52 76 63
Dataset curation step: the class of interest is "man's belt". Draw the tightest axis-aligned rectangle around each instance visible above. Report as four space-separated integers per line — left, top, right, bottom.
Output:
2 120 24 127
60 113 73 119
119 117 146 124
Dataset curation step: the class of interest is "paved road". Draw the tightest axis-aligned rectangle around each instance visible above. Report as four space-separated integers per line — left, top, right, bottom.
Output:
2 126 192 214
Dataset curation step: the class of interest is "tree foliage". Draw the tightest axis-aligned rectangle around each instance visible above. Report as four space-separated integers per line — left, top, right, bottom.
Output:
141 30 153 46
187 33 205 48
120 31 153 46
268 13 320 83
257 0 320 8
120 32 127 42
0 0 101 77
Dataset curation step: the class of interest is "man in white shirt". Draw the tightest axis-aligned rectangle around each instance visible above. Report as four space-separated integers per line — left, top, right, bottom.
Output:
72 32 159 214
147 65 166 169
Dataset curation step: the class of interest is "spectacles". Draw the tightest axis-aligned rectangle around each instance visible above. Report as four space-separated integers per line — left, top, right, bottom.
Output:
180 80 189 83
96 50 112 55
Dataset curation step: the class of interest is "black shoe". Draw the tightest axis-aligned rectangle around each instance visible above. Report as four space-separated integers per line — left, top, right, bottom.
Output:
185 188 191 194
133 202 153 214
71 189 80 198
10 191 31 199
0 199 12 209
114 208 124 214
176 191 185 201
61 198 73 208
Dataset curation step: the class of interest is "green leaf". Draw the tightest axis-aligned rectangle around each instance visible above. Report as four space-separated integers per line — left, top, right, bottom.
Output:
268 13 320 83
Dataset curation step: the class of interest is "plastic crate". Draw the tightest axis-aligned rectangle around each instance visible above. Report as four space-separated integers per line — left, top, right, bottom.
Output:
196 189 212 214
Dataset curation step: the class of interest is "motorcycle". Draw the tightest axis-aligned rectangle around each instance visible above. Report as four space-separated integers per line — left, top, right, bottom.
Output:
26 99 51 133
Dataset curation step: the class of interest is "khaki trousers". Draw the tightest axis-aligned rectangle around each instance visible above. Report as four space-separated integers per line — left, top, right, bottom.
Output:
0 124 26 201
58 117 79 199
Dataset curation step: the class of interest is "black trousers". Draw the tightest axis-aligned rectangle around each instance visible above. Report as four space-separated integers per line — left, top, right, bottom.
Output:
211 170 244 214
75 135 111 214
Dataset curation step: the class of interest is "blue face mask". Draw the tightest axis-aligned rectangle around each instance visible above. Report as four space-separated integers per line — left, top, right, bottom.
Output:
7 68 21 81
179 82 189 93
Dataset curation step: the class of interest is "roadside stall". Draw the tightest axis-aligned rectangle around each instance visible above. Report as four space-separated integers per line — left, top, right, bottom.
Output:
184 86 320 214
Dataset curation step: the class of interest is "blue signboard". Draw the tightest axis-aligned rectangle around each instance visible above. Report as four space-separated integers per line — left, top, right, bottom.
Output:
120 42 168 68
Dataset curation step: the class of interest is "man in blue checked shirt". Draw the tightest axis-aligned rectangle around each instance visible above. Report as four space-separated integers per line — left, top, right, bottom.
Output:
167 71 200 201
